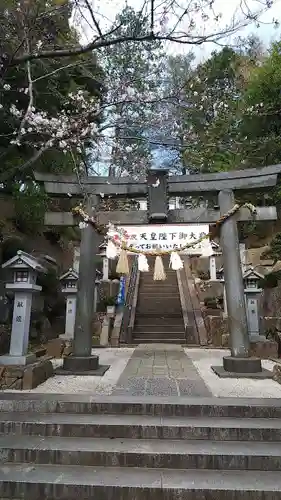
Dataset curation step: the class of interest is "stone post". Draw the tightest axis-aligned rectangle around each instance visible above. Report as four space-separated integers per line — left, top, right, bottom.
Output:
59 269 78 341
209 255 217 281
212 190 263 376
240 243 247 273
223 283 228 317
94 278 100 313
64 296 77 339
62 195 105 374
102 257 109 280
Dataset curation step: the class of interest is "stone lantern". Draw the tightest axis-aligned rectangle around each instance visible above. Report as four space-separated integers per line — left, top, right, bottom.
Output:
59 268 79 341
0 250 46 365
243 267 264 339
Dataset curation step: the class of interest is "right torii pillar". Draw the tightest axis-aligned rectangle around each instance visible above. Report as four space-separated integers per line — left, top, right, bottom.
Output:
211 190 272 378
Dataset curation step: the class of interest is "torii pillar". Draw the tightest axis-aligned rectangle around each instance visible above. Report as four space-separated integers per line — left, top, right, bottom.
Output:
61 195 108 375
212 190 271 378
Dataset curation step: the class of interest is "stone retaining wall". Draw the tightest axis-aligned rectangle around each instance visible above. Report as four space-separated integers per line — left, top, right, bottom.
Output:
205 314 278 358
0 357 53 390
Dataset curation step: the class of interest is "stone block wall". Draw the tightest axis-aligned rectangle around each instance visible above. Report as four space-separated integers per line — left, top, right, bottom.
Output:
0 358 53 390
204 314 278 358
190 256 223 276
204 315 229 346
196 281 224 303
250 340 278 359
260 284 281 320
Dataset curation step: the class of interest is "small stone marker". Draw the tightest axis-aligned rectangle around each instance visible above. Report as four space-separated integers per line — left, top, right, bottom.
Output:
59 268 78 341
209 241 221 281
0 251 46 366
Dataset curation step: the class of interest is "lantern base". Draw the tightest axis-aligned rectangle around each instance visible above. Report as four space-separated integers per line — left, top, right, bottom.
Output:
56 355 109 376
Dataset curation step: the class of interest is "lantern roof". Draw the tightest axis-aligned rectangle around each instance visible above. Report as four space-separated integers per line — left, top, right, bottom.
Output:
2 250 46 273
243 266 264 280
59 268 79 281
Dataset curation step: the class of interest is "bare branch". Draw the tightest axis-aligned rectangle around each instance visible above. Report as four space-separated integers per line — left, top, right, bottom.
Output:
151 0 155 34
9 0 273 66
83 0 104 39
0 143 50 184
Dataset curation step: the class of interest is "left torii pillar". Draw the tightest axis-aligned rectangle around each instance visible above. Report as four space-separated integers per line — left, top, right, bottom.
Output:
62 195 108 375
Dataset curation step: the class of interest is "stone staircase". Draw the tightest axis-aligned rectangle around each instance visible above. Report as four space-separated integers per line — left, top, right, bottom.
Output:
133 257 186 344
0 394 281 498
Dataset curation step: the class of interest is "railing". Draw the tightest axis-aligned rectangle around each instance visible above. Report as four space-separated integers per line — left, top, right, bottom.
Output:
183 259 207 345
176 269 189 343
119 256 140 344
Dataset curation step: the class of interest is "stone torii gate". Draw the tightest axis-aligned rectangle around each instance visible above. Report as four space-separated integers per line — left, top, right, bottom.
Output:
35 165 281 377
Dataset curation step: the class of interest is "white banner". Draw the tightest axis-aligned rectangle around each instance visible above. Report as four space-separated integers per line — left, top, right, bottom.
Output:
119 224 211 254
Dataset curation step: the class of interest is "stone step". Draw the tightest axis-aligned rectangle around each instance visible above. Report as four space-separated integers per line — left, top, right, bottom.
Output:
133 333 185 339
137 304 181 307
140 280 178 283
133 328 184 335
1 463 281 499
139 285 178 287
139 284 178 287
139 288 179 292
135 321 183 327
134 325 185 332
133 331 185 337
2 435 281 470
138 288 179 292
133 339 187 344
138 292 179 296
135 316 183 321
136 310 182 313
2 413 281 441
1 395 281 418
137 300 181 305
134 318 184 324
137 298 180 302
135 312 183 317
139 286 179 297
139 282 179 286
133 330 185 338
136 312 182 316
138 290 180 303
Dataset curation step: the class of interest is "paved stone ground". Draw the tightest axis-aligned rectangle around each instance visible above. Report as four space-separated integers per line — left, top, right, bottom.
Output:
112 344 211 397
2 347 281 397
